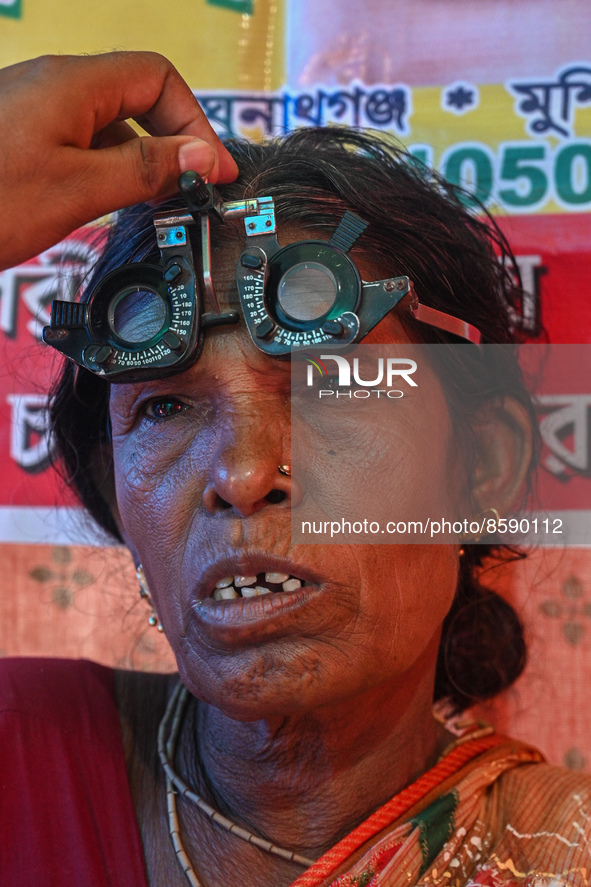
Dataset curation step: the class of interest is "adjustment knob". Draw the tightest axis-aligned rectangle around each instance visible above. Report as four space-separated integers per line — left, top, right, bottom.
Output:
178 170 210 208
241 253 263 269
83 344 113 367
163 330 183 352
321 319 344 337
164 263 182 282
255 317 276 340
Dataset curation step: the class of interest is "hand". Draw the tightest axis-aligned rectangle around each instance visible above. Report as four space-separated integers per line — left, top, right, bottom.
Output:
0 52 239 269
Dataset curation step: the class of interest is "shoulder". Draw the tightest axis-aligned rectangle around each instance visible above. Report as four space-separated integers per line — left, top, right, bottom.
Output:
0 657 176 749
499 759 591 818
0 655 113 691
0 656 116 735
490 761 591 879
0 658 150 885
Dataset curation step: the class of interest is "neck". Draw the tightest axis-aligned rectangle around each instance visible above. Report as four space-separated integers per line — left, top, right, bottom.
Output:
178 643 448 857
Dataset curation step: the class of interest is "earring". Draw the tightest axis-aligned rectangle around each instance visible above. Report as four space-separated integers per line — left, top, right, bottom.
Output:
136 564 163 632
461 506 501 543
474 506 500 542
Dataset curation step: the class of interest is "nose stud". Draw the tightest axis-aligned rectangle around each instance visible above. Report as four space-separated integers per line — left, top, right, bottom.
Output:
278 464 291 477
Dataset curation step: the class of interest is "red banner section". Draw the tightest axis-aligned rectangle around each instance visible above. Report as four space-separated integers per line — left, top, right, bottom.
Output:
496 213 591 343
0 227 103 518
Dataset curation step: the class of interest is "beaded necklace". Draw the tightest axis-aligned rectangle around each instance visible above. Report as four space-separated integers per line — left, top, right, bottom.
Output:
157 680 314 887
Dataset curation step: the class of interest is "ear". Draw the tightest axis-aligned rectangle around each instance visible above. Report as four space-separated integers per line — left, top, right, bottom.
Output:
470 396 534 517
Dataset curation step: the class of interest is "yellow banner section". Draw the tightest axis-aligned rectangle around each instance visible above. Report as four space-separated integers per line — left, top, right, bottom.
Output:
195 76 591 215
0 0 285 91
406 81 591 214
0 3 589 214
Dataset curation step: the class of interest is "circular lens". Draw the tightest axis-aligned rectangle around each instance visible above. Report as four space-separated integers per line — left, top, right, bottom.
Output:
277 262 337 322
111 287 168 345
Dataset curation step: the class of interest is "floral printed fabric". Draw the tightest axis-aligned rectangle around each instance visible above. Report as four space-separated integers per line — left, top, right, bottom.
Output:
291 738 591 887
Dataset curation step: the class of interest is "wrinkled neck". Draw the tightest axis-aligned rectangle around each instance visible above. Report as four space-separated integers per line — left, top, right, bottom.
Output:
177 640 448 857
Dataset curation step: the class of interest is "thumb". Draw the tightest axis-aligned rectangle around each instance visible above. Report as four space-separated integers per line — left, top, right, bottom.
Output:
76 134 217 217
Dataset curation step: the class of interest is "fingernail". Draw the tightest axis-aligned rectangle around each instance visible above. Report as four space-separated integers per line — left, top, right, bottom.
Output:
178 139 215 174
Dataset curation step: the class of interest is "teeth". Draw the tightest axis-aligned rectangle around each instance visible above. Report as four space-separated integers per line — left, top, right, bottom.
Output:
235 575 257 588
210 573 307 599
241 585 272 598
213 586 239 601
265 572 290 584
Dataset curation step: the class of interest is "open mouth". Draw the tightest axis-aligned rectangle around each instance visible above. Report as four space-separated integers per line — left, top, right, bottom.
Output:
211 572 306 600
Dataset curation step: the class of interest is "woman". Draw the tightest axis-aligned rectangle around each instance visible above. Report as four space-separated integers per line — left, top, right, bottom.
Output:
2 128 589 886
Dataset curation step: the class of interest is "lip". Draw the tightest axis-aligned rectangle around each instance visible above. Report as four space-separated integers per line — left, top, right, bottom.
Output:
187 551 327 642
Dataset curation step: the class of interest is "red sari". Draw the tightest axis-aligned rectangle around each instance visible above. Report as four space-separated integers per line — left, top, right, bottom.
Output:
1 658 589 887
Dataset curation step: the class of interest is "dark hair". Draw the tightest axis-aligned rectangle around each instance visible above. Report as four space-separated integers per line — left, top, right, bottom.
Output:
50 127 536 711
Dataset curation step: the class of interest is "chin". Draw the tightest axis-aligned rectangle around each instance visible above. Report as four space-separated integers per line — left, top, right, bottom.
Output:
176 652 337 722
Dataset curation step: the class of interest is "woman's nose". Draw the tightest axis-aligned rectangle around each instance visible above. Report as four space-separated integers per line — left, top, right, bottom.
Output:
202 409 297 516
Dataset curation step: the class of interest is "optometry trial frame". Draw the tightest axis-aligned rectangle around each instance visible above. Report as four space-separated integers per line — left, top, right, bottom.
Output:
42 171 481 383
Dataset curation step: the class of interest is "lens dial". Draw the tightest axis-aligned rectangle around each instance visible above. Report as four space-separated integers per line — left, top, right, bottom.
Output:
237 240 362 356
42 258 199 382
267 241 360 330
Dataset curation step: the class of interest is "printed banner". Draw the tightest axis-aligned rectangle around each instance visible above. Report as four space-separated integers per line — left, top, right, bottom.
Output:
196 67 591 215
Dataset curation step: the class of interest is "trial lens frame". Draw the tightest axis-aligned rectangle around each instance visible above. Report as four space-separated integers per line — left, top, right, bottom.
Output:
43 172 481 383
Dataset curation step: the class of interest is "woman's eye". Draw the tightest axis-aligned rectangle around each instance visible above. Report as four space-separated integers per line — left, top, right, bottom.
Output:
144 399 187 420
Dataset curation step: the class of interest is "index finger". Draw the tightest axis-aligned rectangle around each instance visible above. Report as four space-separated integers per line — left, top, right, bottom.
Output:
86 51 238 183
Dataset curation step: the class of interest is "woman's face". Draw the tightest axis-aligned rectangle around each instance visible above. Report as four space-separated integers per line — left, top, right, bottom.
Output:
108 236 460 720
